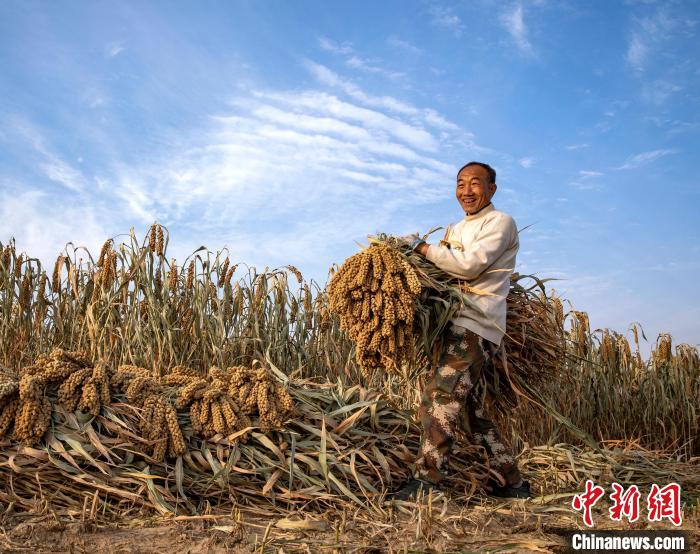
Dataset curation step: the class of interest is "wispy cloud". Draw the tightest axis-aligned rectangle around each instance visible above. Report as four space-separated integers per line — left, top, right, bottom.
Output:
318 38 406 81
0 187 107 263
429 6 463 37
565 143 589 151
645 117 699 137
4 116 86 193
303 60 460 137
2 65 477 276
318 37 353 55
519 157 536 168
346 56 406 80
625 7 687 71
569 181 602 191
105 41 125 58
386 36 422 55
500 3 534 56
616 149 677 170
40 159 85 193
626 35 647 71
579 170 603 177
641 79 682 105
305 61 416 115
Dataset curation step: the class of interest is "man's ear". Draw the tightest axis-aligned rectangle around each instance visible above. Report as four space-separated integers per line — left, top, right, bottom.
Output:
490 182 497 196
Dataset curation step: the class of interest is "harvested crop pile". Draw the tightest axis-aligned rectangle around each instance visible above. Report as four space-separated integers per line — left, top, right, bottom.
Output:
328 242 422 375
0 353 490 517
0 348 299 465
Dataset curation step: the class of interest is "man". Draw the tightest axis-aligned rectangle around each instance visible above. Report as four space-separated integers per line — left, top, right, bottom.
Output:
395 161 531 500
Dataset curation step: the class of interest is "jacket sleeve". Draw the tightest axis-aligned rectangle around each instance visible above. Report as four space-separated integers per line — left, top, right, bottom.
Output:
425 215 517 280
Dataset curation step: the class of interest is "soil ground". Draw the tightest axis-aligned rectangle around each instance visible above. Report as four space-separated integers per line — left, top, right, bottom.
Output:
1 491 697 553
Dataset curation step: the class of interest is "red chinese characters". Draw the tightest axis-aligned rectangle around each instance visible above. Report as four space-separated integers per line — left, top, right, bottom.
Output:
572 479 605 527
647 483 682 526
609 482 641 522
572 480 683 527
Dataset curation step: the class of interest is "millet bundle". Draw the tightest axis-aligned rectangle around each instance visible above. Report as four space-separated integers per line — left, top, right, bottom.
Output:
11 348 95 442
57 361 111 416
112 365 187 461
170 363 294 437
0 366 19 437
327 242 421 375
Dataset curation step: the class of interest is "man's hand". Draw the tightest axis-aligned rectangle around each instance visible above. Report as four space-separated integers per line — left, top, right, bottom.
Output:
396 233 427 253
414 242 429 256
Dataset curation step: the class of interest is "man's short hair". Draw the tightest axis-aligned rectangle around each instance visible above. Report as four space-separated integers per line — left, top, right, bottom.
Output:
457 161 496 184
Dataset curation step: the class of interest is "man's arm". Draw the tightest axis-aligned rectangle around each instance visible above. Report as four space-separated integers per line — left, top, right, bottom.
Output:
416 216 516 280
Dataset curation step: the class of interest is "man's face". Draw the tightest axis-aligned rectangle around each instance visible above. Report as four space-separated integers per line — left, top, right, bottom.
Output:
456 165 497 215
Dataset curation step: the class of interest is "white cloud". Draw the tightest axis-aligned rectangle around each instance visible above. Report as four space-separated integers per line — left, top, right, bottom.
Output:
319 37 405 81
169 84 474 266
386 36 422 55
318 37 353 55
616 149 677 170
2 64 487 280
565 143 589 150
429 6 463 36
304 60 417 116
261 83 437 152
641 80 682 105
569 181 602 191
626 7 683 71
500 4 534 56
106 41 125 58
4 116 86 193
40 159 85 193
626 35 647 71
579 170 603 177
345 56 406 80
0 186 107 263
422 109 459 131
519 157 535 168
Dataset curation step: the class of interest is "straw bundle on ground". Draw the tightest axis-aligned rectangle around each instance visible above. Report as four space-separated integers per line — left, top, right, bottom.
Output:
0 370 415 515
0 349 475 515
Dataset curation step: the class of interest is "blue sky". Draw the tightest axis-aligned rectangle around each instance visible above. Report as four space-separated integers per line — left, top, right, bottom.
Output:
1 0 698 355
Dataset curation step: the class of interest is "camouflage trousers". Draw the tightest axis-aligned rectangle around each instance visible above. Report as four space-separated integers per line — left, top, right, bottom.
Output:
415 325 522 486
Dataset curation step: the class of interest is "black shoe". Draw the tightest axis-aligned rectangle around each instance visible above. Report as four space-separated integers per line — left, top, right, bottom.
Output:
389 478 441 501
489 480 532 499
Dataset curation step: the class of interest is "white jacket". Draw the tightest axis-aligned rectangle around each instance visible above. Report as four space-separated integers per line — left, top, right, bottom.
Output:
425 203 518 346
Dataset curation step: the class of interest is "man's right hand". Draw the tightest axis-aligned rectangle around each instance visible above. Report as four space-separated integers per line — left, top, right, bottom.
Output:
396 233 426 251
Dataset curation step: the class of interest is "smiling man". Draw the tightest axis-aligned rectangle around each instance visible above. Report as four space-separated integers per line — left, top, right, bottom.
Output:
395 161 531 500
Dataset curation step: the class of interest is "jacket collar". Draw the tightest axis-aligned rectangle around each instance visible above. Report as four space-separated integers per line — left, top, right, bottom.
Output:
464 202 495 221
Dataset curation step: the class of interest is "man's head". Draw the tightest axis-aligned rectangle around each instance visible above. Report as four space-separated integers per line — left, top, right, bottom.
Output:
456 161 497 215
